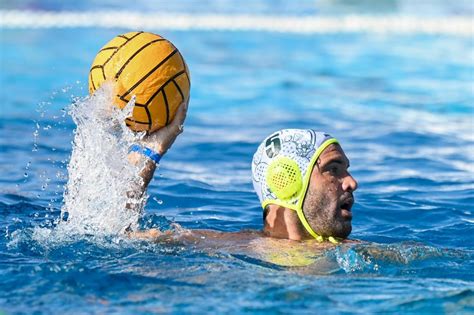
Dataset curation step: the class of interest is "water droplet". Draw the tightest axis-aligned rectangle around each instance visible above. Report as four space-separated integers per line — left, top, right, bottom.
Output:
23 173 28 178
153 197 163 205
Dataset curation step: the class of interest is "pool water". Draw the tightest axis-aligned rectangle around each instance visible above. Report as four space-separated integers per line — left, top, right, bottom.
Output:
1 2 474 314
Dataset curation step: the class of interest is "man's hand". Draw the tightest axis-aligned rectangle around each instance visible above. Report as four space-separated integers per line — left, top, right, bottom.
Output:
140 99 189 156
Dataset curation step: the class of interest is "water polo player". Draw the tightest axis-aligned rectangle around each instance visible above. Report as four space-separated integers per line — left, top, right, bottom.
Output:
130 128 358 245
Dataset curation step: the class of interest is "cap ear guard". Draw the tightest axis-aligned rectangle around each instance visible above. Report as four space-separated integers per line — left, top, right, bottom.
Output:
266 156 302 201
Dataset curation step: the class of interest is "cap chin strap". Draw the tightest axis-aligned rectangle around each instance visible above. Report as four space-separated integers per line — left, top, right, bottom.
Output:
294 207 339 244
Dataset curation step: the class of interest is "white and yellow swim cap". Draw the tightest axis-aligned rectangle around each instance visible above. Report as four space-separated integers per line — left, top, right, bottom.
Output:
252 129 339 242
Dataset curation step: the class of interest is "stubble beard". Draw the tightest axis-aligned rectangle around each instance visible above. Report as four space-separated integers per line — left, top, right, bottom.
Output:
302 188 352 239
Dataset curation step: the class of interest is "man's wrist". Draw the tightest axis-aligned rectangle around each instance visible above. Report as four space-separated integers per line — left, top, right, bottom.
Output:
129 144 162 164
138 139 166 156
146 143 165 156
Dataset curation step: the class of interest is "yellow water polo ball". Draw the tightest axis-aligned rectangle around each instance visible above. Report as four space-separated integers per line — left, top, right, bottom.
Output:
88 31 190 132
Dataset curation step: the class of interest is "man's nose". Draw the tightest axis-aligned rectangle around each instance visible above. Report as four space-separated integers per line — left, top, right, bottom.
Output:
342 173 358 192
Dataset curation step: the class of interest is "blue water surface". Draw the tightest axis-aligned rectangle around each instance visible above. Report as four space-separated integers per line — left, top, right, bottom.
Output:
1 2 474 314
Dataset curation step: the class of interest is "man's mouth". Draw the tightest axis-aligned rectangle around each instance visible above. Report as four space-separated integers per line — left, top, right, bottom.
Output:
340 195 354 219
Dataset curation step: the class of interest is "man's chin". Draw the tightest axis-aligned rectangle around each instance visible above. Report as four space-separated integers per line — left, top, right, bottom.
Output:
332 222 352 239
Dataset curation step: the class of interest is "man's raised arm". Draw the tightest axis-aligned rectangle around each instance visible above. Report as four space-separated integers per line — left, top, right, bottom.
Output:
126 100 188 217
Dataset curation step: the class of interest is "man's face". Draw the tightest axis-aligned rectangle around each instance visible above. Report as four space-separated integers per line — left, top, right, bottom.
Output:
302 144 358 239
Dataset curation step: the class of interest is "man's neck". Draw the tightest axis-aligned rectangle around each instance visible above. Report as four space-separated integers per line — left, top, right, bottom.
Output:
263 205 308 241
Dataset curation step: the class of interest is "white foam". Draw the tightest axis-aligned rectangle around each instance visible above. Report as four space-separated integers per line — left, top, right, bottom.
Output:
0 10 472 36
60 84 146 235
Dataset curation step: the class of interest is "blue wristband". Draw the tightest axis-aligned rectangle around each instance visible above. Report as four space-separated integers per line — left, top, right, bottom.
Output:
129 144 162 164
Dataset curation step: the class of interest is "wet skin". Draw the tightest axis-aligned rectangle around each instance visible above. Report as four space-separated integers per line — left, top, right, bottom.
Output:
301 143 358 239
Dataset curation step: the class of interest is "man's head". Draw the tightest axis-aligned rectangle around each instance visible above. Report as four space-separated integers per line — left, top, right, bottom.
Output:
252 129 358 241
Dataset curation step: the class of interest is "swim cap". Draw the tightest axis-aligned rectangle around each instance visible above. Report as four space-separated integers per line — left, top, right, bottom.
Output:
252 129 339 242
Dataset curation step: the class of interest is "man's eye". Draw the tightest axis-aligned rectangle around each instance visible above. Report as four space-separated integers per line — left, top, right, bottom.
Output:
329 166 339 175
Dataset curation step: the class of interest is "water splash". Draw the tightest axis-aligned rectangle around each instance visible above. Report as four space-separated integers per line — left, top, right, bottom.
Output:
331 242 454 274
59 83 146 235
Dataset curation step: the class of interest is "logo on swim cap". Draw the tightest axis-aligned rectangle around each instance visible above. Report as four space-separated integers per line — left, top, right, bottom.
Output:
265 133 281 158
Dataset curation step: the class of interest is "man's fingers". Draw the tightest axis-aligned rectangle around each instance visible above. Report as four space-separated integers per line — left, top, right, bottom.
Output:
171 100 188 127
